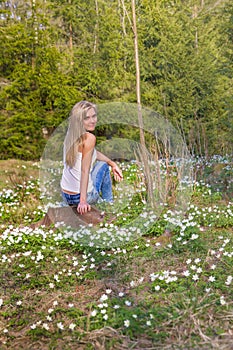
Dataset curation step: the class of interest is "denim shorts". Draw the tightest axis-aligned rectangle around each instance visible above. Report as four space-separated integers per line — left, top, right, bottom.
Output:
61 187 100 206
61 161 112 206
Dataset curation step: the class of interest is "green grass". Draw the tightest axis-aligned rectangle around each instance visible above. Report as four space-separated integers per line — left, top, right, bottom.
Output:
0 158 232 349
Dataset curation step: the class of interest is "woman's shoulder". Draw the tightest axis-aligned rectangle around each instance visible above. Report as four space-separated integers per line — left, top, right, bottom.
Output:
83 132 96 143
82 132 96 150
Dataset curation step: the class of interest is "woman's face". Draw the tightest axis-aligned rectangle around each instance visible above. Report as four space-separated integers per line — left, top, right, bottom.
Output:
83 107 97 132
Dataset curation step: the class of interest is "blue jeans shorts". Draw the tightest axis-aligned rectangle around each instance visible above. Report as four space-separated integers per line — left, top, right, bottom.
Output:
61 187 99 206
61 161 113 206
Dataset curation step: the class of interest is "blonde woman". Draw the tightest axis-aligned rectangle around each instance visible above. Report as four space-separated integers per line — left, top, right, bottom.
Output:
61 101 123 215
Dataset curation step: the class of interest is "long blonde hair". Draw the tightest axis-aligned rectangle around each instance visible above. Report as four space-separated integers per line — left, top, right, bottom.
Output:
64 101 97 167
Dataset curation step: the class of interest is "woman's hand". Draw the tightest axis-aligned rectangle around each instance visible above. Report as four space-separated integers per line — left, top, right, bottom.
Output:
77 201 91 215
111 163 123 182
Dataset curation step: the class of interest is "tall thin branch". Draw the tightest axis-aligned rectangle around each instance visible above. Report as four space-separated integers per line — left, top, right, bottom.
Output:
93 0 99 54
131 0 145 147
120 0 133 29
68 0 74 65
132 0 154 206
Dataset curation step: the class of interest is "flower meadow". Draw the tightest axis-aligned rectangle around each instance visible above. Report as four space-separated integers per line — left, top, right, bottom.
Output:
0 157 232 349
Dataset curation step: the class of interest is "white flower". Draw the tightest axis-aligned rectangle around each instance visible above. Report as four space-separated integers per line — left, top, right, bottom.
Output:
170 271 177 275
36 251 44 261
186 259 192 264
124 319 130 327
91 310 97 317
146 320 152 326
191 234 199 240
113 304 120 309
54 274 60 282
154 285 160 291
183 270 190 277
225 276 232 286
46 315 52 322
49 283 55 289
150 273 157 282
69 323 76 330
192 274 199 281
68 303 74 308
30 324 37 329
106 289 112 294
220 296 226 305
118 292 124 297
196 267 202 274
53 300 58 306
205 288 211 293
100 294 108 302
48 308 54 314
125 300 131 306
208 276 215 282
42 323 49 330
3 328 8 333
57 322 64 330
103 314 108 320
16 300 22 306
0 298 3 307
210 264 216 270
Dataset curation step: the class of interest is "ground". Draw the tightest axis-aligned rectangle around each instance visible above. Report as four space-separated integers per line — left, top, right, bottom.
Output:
0 157 232 349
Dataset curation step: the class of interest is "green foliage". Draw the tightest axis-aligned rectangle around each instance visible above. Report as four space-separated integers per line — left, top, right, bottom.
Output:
0 0 232 159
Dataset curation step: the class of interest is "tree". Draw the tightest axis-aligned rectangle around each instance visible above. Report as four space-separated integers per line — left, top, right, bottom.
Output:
0 0 232 159
137 0 232 155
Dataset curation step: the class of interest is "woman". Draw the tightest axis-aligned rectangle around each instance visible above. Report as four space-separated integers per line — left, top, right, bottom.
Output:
61 101 123 215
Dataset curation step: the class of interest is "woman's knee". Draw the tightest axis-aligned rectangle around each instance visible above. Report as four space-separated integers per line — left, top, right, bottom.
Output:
99 161 109 169
102 161 110 173
93 161 109 175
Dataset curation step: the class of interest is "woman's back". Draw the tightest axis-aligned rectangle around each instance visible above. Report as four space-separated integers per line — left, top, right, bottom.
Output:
61 148 96 193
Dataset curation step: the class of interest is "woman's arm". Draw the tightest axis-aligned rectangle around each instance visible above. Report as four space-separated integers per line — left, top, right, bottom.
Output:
96 150 123 182
77 133 96 214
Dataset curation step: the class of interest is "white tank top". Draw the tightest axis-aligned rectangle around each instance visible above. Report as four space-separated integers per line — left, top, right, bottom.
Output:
61 148 97 193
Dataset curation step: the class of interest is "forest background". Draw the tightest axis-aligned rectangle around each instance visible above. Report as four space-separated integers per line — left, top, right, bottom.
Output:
0 0 232 161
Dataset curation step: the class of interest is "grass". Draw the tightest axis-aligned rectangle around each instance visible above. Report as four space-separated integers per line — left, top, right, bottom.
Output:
0 157 232 349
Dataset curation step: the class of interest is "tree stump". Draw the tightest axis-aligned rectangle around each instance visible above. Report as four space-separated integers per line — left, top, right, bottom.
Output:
31 206 108 229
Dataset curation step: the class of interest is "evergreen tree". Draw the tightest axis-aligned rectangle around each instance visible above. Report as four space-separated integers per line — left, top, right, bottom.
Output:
0 0 232 159
137 0 232 155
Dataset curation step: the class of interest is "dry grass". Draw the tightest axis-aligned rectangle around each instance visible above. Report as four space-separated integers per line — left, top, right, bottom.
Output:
0 159 39 189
